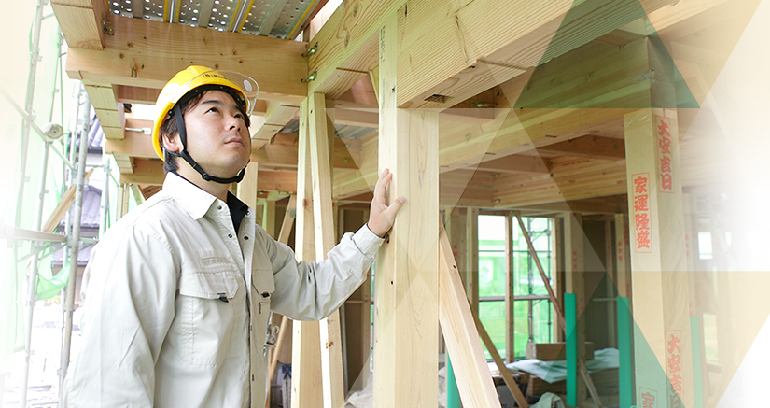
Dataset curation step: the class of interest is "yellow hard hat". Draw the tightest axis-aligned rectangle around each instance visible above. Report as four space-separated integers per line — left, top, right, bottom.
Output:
151 65 258 160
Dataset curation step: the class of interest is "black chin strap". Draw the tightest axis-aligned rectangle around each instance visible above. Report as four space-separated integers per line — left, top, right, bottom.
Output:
166 104 247 184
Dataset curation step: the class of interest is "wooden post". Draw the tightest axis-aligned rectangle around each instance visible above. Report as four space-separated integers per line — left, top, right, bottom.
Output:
467 207 480 316
308 92 345 408
624 108 693 408
504 213 514 363
262 200 276 238
605 220 617 348
554 216 565 343
564 212 586 406
291 98 323 408
238 162 260 209
447 208 468 291
614 214 631 299
373 9 440 407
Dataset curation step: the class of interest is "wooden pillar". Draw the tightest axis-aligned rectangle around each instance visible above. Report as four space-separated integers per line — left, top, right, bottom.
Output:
605 220 617 348
373 9 440 407
307 92 345 408
564 212 585 406
614 214 631 299
447 208 468 291
466 207 480 316
504 213 514 363
237 162 260 209
262 200 276 237
624 108 693 408
291 98 323 408
554 216 565 343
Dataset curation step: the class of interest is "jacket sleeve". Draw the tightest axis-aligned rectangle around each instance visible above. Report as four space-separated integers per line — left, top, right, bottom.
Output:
62 226 178 408
263 224 384 321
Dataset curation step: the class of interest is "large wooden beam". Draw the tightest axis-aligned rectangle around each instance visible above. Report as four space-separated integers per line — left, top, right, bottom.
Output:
66 14 308 103
538 135 625 160
120 159 297 191
333 37 654 201
396 0 673 109
50 0 105 50
373 10 439 407
308 0 672 109
624 108 693 408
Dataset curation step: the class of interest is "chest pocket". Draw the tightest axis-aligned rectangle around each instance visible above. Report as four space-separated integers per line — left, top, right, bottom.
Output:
176 257 247 365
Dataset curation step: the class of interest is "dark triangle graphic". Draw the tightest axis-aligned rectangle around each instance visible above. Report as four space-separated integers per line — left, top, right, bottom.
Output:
513 0 698 109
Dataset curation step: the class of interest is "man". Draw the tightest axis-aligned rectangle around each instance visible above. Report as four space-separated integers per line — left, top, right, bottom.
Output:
63 66 403 407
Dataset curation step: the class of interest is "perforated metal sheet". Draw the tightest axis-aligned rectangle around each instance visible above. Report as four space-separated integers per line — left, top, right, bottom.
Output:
107 0 318 38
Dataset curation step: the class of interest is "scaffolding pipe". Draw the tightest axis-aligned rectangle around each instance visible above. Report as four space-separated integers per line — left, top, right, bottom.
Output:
100 159 111 236
9 0 47 404
19 141 51 408
59 91 91 397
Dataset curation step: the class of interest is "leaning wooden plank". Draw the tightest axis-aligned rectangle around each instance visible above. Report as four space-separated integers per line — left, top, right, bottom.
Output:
276 195 297 244
41 170 93 233
438 228 502 408
470 305 529 408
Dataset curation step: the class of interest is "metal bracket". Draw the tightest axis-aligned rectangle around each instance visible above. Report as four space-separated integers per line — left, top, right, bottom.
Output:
301 69 317 83
102 19 114 36
301 42 318 58
469 100 496 108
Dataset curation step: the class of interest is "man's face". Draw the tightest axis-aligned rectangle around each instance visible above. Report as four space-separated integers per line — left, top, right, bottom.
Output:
179 90 252 177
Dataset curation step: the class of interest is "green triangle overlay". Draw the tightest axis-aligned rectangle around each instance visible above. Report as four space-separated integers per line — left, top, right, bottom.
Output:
512 0 699 109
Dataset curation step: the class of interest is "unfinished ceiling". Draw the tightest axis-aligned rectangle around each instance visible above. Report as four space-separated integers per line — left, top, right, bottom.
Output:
52 0 756 215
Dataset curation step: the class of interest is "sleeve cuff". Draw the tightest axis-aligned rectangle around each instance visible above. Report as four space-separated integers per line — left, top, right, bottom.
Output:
352 224 386 257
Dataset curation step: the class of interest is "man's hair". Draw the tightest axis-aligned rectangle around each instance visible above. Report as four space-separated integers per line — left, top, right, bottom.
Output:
158 89 250 174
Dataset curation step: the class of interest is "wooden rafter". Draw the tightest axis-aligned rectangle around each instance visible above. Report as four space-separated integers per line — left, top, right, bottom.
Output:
66 14 308 104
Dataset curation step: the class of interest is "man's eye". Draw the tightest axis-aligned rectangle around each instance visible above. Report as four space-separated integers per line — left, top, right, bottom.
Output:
235 113 245 120
207 107 219 113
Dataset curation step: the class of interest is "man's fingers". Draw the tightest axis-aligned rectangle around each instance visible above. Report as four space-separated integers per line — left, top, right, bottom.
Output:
384 196 405 219
374 169 392 204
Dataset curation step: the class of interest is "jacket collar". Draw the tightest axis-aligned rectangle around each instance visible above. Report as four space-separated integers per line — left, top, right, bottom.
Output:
162 172 219 220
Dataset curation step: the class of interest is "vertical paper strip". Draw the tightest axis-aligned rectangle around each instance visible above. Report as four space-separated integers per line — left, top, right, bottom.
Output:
631 173 653 254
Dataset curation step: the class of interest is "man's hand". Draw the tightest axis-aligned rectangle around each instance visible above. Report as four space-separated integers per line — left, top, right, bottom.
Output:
367 168 405 238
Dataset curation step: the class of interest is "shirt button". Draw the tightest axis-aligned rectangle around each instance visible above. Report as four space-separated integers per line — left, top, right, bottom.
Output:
244 236 249 240
217 205 222 210
228 233 233 238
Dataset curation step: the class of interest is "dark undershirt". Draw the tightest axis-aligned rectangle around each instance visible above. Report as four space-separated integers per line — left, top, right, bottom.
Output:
173 172 249 233
226 192 249 233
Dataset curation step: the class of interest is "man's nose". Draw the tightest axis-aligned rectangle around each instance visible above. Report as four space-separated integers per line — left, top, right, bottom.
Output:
226 114 242 130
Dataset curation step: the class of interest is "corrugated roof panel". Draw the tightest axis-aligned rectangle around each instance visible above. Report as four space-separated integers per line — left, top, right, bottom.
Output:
107 0 318 38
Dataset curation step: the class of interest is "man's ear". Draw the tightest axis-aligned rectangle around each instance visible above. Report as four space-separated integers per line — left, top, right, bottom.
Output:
161 132 181 154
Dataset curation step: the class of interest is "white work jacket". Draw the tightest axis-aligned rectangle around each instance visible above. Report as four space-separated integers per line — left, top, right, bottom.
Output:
63 173 383 408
